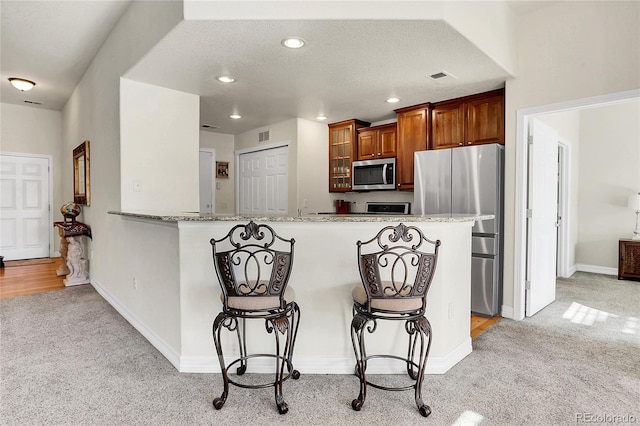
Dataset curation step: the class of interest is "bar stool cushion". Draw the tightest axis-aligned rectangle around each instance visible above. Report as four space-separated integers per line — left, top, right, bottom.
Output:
221 285 296 311
352 284 422 312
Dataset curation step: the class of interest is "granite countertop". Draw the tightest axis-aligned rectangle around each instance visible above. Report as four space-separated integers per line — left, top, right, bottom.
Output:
108 210 494 223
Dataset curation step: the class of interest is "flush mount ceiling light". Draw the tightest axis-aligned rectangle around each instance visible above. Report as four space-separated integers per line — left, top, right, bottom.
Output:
386 97 400 103
281 37 305 49
216 75 236 83
316 115 327 121
229 114 242 120
8 77 36 91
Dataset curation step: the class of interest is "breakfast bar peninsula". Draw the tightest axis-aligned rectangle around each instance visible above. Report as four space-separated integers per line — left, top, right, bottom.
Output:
107 211 491 375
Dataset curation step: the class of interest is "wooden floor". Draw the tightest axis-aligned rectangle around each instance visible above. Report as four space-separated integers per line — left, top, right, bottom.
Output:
0 257 66 299
0 257 501 337
470 314 502 338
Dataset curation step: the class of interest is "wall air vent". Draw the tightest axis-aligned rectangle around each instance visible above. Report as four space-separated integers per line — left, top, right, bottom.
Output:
259 130 270 142
201 124 220 132
24 100 42 105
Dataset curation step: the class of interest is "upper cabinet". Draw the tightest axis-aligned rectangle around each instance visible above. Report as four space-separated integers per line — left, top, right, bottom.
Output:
356 123 397 160
431 89 505 149
394 103 431 191
328 119 370 193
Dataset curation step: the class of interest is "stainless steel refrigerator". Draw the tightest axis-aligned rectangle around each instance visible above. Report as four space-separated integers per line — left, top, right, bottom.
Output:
414 144 504 316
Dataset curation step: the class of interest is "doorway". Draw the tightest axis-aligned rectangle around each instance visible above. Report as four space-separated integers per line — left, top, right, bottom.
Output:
199 149 215 214
513 88 640 321
0 153 53 261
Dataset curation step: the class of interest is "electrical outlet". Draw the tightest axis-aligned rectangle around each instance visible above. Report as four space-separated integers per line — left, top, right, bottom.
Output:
303 198 308 208
133 277 137 290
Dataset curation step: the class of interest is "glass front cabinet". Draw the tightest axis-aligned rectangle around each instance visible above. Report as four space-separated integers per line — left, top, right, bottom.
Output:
328 119 369 192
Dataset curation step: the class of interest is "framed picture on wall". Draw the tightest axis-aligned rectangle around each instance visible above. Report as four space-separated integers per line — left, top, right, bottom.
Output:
216 161 229 178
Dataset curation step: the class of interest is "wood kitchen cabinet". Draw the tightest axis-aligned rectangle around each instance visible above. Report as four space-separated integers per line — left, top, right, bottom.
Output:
356 123 397 160
619 239 640 281
328 119 370 192
394 103 431 191
431 89 504 149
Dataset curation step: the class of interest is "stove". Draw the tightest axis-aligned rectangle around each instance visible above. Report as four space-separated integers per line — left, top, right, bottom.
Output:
316 202 411 215
364 202 411 215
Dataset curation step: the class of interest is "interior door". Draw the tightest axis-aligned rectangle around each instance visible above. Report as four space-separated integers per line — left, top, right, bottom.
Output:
238 145 288 215
0 154 51 260
199 149 215 214
526 119 559 316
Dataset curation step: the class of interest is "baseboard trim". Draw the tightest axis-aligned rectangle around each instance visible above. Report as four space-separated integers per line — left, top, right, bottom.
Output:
90 278 182 371
89 277 472 376
575 264 617 276
500 305 515 320
179 338 472 375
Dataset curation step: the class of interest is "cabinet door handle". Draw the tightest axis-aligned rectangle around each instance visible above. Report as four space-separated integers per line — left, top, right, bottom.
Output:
467 141 472 145
458 142 463 146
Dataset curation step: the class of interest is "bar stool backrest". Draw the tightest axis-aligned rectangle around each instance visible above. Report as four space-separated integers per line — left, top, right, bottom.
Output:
211 221 295 312
357 223 440 315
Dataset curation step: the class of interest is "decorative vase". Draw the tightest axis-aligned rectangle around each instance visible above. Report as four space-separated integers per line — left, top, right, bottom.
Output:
60 202 81 223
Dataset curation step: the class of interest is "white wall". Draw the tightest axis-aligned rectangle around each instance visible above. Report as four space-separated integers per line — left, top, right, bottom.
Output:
576 101 640 269
503 1 640 314
0 103 64 252
120 78 200 212
61 0 184 353
199 131 235 214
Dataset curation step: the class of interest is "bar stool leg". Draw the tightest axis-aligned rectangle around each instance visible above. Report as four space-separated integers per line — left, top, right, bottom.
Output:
350 313 371 411
212 313 232 410
412 316 433 418
286 302 301 380
269 314 292 414
235 318 247 375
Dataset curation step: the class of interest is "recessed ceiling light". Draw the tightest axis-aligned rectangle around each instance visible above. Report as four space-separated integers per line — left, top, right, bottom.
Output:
316 115 327 121
8 77 36 91
281 37 305 49
386 97 400 103
229 114 242 120
217 75 236 83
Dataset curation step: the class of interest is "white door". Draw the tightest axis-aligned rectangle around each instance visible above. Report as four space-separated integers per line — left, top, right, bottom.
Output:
238 146 288 215
199 149 215 214
0 154 51 260
526 119 559 316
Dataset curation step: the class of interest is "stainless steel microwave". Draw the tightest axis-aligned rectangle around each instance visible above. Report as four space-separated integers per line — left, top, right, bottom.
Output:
352 158 396 191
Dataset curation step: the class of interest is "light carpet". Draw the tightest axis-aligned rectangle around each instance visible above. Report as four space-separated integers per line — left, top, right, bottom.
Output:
1 272 638 425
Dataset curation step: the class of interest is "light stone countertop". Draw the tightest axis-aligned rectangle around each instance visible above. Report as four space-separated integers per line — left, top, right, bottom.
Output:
108 210 494 223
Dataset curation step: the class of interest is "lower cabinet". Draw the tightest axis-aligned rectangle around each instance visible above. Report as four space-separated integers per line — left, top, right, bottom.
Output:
619 239 640 281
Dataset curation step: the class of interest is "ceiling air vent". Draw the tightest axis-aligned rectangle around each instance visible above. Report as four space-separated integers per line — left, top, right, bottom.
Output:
24 100 42 105
429 70 457 83
201 124 220 132
259 130 270 142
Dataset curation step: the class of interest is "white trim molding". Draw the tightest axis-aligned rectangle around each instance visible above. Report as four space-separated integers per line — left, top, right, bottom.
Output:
575 264 617 276
90 277 182 371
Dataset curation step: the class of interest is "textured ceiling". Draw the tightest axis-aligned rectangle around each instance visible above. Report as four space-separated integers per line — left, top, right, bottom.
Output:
125 19 510 133
1 1 559 135
0 0 132 110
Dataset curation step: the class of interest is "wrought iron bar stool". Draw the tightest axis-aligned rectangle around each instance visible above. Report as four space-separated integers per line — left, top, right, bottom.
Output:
350 223 440 417
210 221 300 414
